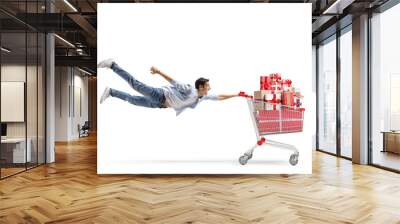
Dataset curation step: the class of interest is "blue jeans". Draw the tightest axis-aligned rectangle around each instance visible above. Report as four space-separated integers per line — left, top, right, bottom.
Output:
109 63 167 108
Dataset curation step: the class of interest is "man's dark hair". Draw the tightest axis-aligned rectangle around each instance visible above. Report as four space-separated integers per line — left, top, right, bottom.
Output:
195 77 209 89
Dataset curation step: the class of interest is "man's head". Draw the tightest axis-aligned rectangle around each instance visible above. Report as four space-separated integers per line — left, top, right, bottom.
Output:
195 77 211 97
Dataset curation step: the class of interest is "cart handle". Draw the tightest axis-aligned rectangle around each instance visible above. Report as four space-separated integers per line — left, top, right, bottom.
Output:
238 91 253 99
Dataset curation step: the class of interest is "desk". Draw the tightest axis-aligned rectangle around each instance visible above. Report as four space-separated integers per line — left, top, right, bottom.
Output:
381 131 400 154
1 138 32 163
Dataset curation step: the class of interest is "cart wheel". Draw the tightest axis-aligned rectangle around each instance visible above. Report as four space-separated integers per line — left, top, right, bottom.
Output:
239 155 249 165
289 154 299 166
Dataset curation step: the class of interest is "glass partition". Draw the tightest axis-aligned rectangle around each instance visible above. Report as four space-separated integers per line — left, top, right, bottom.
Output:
339 28 352 158
317 36 337 155
0 1 46 179
1 31 28 177
371 3 400 171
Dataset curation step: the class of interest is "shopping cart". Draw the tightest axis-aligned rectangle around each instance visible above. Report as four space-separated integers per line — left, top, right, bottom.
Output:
237 92 305 166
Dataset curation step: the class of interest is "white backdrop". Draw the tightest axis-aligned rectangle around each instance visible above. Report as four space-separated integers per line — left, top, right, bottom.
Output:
97 3 313 174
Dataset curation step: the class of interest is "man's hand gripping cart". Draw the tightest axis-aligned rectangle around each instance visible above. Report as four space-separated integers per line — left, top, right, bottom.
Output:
237 92 305 166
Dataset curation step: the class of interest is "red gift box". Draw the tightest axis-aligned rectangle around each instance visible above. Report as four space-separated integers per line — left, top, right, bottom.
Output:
260 76 272 90
282 91 295 107
281 79 292 91
265 99 281 110
282 79 292 85
269 73 282 81
260 75 284 90
296 98 302 107
264 90 281 100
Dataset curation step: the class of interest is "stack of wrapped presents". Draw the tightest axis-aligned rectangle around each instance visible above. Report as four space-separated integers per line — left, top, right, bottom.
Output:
254 73 303 111
254 73 305 133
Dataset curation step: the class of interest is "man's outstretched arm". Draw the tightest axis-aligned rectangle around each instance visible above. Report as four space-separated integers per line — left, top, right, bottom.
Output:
217 94 239 101
150 66 173 83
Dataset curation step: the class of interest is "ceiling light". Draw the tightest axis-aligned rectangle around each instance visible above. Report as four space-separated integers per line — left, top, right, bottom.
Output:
78 67 92 76
1 47 11 53
63 0 78 12
54 34 75 48
322 0 354 15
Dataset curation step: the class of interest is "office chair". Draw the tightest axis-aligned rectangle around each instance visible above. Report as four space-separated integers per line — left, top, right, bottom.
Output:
79 121 90 138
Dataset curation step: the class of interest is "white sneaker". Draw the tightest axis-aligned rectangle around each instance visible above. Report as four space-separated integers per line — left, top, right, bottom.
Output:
100 87 111 104
97 58 115 68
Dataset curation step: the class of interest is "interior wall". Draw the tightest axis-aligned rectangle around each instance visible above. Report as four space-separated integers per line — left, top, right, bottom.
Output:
55 66 70 141
1 64 38 138
72 70 89 138
55 66 89 141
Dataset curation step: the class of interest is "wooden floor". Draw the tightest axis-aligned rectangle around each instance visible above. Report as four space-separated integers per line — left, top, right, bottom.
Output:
1 134 400 224
1 167 26 178
373 150 400 171
1 163 43 178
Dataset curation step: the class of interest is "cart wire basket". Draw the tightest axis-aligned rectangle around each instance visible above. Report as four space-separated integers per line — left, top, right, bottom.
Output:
238 92 305 166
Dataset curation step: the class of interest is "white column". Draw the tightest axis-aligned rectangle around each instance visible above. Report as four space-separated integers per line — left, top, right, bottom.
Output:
46 33 55 163
352 14 369 164
46 1 55 163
